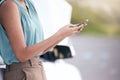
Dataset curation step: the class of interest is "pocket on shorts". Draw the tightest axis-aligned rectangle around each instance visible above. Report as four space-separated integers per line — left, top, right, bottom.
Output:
5 70 25 80
22 67 44 80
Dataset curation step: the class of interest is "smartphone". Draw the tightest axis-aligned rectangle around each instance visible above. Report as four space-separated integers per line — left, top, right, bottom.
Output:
75 19 88 27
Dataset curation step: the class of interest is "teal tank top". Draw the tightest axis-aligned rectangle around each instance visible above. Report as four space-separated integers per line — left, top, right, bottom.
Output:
0 0 44 65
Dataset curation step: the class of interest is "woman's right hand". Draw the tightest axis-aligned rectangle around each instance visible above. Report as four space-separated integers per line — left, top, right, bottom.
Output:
57 24 85 38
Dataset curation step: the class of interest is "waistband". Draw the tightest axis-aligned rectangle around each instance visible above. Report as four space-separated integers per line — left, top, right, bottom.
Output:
6 57 42 71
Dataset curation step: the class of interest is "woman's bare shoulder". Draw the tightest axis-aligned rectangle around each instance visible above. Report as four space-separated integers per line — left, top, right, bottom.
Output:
0 0 19 22
0 0 18 16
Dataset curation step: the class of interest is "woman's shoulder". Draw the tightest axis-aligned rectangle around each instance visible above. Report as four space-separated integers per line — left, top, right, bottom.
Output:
0 0 17 9
0 0 18 12
0 0 18 19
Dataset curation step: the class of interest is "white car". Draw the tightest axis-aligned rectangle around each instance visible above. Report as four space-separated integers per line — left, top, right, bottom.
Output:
33 0 82 80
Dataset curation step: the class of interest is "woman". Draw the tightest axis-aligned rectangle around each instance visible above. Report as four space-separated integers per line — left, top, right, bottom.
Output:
0 0 85 80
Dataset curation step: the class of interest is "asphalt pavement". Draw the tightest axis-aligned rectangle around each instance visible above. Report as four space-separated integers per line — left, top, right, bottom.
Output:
65 35 120 80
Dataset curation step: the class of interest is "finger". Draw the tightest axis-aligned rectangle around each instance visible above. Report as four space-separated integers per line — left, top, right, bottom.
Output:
78 27 84 32
68 24 75 27
74 30 79 34
78 24 84 28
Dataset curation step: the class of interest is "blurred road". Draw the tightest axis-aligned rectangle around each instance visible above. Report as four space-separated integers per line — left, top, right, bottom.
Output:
65 35 120 80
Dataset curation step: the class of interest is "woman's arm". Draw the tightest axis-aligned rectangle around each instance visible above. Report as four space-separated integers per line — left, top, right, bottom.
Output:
0 1 83 62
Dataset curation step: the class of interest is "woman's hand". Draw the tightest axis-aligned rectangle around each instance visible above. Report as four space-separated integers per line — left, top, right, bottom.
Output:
57 24 86 38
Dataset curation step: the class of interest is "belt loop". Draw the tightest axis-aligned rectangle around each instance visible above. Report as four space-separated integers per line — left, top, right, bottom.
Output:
6 65 10 72
28 60 33 66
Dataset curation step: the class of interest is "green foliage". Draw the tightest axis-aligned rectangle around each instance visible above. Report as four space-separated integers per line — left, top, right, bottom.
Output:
67 1 120 36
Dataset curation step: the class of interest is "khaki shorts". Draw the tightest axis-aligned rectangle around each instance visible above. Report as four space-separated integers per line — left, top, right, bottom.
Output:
5 57 47 80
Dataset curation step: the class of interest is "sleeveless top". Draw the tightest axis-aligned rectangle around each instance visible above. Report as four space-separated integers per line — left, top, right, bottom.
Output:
0 0 44 65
